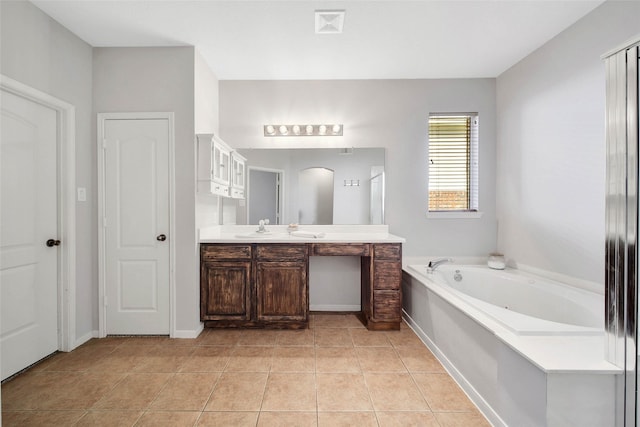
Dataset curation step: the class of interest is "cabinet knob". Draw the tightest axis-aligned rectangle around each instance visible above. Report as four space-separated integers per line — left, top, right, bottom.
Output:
46 239 61 247
157 234 167 242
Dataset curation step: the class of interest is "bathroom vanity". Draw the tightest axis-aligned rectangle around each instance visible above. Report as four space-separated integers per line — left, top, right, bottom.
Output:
199 226 404 330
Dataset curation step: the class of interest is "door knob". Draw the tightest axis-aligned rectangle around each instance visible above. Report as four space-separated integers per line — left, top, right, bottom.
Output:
46 239 61 247
156 234 167 242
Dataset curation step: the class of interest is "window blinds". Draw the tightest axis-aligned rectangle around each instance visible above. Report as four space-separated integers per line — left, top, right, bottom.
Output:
428 114 479 212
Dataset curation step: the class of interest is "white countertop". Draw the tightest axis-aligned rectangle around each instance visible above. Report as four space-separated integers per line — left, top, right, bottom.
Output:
199 225 405 244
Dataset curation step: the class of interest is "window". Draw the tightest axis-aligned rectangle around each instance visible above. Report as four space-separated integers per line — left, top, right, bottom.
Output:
428 113 479 214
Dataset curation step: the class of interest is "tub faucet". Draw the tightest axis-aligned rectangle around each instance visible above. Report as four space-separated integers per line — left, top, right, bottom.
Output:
427 257 453 273
256 219 270 233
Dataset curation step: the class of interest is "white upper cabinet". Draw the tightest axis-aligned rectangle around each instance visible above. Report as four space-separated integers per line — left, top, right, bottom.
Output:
196 133 245 198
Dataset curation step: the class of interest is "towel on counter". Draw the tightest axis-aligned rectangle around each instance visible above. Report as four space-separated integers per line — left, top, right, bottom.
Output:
290 231 326 239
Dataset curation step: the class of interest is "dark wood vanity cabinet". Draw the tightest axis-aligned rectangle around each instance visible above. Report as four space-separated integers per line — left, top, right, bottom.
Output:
200 244 252 323
200 243 308 328
200 241 402 330
362 243 402 330
255 245 308 326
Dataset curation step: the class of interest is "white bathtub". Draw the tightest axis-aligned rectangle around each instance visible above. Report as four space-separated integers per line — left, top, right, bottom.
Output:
403 262 620 426
407 264 603 336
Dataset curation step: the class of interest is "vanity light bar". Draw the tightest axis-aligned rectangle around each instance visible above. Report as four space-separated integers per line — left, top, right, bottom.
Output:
263 124 343 137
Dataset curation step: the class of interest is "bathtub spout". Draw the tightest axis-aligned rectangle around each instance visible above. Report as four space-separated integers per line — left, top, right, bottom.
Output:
427 257 453 273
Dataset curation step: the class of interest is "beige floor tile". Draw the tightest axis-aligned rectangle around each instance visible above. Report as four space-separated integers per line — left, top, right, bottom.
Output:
1 372 81 410
356 347 406 372
317 411 377 427
39 372 126 410
314 328 353 347
261 372 317 411
396 346 446 373
205 372 268 411
198 329 244 346
225 346 273 372
275 329 315 346
237 329 279 346
179 346 232 372
0 410 86 426
91 372 171 410
313 314 364 329
385 328 425 347
350 329 392 347
434 411 492 427
111 344 164 357
40 345 118 372
376 411 439 427
136 411 201 426
197 411 259 426
149 372 219 411
119 336 171 346
315 347 360 373
87 354 140 373
316 373 372 411
131 346 195 373
76 410 143 426
257 411 318 426
364 372 429 411
270 346 315 372
413 373 477 412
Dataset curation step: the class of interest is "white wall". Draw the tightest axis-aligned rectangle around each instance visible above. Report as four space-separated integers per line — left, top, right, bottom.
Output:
1 0 94 343
93 47 200 334
220 79 498 256
495 1 640 285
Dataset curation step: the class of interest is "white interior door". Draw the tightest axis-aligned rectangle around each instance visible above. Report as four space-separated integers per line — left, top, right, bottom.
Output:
103 118 170 334
1 89 59 380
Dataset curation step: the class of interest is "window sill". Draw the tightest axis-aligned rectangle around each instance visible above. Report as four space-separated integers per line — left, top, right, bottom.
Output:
426 211 484 219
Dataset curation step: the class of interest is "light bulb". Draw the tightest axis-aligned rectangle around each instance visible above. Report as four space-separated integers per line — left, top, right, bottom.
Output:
292 125 301 135
305 125 314 135
332 124 342 134
265 125 275 135
279 125 288 135
319 125 327 135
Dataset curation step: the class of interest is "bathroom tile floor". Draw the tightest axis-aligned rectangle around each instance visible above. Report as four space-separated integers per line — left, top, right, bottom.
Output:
1 314 490 426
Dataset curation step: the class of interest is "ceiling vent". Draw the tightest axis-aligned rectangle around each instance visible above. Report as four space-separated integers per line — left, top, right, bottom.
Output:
315 10 345 34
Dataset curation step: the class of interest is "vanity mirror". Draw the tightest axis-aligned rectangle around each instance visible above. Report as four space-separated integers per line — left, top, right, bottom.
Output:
234 148 385 225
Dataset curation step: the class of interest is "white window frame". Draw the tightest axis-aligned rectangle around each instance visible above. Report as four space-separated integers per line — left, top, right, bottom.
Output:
427 113 482 219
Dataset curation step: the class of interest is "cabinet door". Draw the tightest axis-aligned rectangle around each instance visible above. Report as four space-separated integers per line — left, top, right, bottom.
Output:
256 261 307 322
201 261 251 321
213 144 230 186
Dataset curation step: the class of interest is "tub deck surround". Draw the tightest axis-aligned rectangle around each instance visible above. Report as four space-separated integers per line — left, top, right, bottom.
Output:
402 259 620 427
199 225 405 331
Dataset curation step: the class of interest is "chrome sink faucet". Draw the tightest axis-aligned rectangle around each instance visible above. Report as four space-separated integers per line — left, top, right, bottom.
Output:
427 257 453 273
257 218 270 233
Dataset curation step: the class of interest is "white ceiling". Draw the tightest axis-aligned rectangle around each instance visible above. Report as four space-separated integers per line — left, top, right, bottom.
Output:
31 0 605 80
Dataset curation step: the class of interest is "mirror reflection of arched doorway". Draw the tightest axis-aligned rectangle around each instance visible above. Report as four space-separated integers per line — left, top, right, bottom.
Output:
298 167 334 224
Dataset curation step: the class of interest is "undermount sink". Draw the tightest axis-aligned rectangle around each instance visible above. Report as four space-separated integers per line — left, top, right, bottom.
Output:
234 231 281 239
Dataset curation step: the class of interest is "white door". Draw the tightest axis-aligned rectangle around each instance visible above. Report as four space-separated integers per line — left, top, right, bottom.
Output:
0 89 59 380
103 118 170 334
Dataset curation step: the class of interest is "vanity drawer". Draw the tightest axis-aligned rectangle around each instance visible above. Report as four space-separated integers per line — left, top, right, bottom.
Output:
373 244 401 260
312 243 370 257
373 290 401 320
201 244 252 260
256 244 308 260
373 261 402 290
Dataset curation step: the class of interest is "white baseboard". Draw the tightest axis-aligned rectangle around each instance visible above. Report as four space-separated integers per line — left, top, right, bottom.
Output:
310 304 360 312
173 323 204 339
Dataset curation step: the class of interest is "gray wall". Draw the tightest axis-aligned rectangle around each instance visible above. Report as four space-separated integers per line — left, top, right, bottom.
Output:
495 1 640 285
220 79 498 256
93 47 200 334
1 0 94 343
